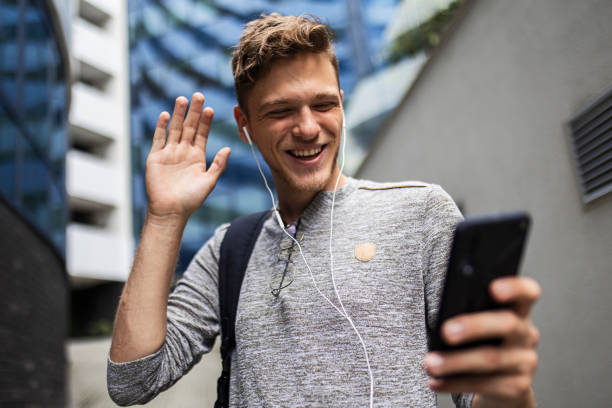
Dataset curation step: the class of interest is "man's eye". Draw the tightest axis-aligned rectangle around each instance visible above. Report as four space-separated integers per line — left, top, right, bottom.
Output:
267 109 291 118
313 103 335 111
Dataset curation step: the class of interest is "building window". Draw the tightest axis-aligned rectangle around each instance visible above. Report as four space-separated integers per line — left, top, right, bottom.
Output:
0 0 70 251
567 87 612 204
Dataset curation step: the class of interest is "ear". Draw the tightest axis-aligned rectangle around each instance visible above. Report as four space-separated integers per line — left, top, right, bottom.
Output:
233 105 249 143
340 89 344 103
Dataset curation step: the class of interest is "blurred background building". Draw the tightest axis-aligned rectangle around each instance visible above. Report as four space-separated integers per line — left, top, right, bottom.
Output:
1 0 610 407
65 0 133 338
0 0 70 405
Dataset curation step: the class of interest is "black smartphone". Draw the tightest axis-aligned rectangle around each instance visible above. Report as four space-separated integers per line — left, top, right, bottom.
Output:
429 211 531 351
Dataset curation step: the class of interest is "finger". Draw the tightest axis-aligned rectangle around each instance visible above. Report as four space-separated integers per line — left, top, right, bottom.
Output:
167 96 188 144
194 107 214 153
490 277 541 317
424 347 538 378
429 372 533 401
181 92 205 144
528 325 540 348
205 147 231 182
151 111 170 152
442 310 530 346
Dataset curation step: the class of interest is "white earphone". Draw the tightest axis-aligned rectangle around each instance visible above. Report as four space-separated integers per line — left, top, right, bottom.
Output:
242 109 374 407
242 125 253 145
242 126 285 230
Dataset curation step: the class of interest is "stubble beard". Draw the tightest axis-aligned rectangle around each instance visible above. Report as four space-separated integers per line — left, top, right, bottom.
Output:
276 145 340 194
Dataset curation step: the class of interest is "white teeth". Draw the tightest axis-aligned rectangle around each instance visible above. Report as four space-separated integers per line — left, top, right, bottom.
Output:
291 147 322 157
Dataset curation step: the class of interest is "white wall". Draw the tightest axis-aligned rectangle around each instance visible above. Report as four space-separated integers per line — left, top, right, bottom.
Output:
358 0 612 406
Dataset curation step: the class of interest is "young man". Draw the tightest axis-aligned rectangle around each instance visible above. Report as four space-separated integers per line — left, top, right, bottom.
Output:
108 14 540 407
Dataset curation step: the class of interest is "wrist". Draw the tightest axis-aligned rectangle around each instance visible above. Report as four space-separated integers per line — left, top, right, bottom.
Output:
473 389 536 408
144 209 189 231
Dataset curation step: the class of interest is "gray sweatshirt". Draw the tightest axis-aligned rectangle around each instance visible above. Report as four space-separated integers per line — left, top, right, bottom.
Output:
107 178 472 407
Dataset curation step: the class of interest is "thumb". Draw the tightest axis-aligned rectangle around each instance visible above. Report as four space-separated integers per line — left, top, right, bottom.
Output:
206 147 231 181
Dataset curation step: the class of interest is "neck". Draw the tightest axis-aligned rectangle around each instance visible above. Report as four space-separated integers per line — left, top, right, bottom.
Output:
275 173 347 226
276 190 316 226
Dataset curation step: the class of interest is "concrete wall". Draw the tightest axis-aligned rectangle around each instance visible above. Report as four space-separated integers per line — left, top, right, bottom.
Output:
357 0 612 407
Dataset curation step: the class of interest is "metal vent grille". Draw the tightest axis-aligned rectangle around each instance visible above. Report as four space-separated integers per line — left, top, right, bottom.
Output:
567 87 612 204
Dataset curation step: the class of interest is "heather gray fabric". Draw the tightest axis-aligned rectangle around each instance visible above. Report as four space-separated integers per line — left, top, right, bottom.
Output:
107 178 472 407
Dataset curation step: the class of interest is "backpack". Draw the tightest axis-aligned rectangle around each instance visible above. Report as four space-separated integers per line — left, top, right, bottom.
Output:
214 210 270 408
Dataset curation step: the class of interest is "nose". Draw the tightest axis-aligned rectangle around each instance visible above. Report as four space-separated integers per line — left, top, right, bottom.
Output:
292 107 320 141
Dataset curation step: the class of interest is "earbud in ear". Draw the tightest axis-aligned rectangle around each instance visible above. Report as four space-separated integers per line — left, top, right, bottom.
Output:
242 126 253 145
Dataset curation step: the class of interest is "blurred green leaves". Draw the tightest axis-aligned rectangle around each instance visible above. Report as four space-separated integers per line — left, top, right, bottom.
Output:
388 0 464 63
87 319 113 337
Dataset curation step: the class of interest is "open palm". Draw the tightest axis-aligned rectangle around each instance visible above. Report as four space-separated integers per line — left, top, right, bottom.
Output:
145 93 231 220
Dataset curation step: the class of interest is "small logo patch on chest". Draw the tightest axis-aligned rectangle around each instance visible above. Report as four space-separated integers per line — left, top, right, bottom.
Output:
354 242 376 262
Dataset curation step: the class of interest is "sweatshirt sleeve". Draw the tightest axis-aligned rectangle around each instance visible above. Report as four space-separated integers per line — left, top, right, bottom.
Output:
421 185 473 408
421 184 462 333
106 223 229 406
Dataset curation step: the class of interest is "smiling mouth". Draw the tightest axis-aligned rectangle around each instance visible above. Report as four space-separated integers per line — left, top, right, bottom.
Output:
288 145 325 159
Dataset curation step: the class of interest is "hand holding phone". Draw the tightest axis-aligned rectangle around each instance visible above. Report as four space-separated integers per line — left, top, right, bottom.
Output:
424 212 540 404
430 211 531 351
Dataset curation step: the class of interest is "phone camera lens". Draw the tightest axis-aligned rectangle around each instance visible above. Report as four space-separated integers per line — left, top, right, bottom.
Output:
461 264 474 276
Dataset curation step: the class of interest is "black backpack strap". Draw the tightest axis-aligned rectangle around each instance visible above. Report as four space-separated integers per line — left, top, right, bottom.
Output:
215 210 269 408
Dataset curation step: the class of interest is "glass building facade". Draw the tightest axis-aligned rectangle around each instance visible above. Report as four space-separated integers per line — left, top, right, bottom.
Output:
0 0 69 252
0 1 69 405
128 0 401 270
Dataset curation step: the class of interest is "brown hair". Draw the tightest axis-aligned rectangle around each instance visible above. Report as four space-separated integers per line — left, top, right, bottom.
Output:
231 13 340 113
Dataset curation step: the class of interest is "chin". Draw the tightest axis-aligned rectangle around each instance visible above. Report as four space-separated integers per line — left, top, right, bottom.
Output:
276 154 340 194
285 171 334 193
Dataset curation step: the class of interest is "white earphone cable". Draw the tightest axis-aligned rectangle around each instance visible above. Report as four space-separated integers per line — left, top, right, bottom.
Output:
330 112 374 407
243 127 345 316
243 110 374 407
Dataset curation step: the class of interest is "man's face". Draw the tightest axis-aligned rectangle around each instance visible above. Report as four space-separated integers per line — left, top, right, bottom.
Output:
236 52 344 197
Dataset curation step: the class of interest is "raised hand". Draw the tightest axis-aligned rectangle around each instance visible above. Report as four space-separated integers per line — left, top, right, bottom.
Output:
424 277 541 407
145 93 231 222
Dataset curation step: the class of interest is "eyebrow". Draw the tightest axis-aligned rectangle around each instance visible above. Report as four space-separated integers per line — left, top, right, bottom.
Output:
257 93 340 113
